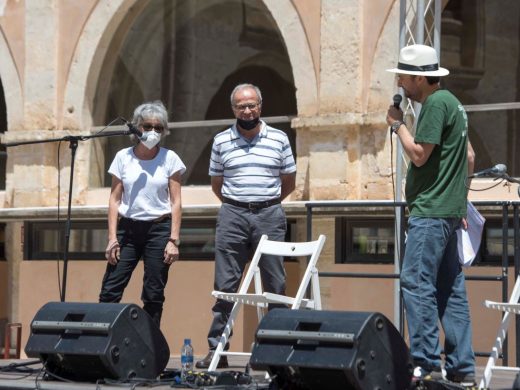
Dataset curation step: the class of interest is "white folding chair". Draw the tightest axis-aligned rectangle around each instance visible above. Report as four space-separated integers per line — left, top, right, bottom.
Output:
479 273 520 389
207 234 326 372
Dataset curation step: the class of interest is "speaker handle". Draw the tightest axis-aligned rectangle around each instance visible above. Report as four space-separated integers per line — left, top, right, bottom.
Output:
32 320 110 334
256 329 355 346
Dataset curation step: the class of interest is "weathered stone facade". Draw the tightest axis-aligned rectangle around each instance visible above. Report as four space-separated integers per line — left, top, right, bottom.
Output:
0 0 518 364
0 0 402 357
0 0 399 208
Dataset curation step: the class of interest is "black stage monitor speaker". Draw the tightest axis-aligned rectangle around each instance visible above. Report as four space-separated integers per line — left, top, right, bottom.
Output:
250 309 413 390
25 302 170 381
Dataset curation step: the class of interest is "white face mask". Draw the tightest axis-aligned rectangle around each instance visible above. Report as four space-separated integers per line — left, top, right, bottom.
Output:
141 130 161 150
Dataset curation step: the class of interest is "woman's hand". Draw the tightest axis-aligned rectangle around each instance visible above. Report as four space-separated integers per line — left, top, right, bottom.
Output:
105 239 120 265
164 241 179 264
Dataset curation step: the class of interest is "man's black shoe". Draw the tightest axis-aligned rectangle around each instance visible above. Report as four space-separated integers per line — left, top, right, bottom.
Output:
446 372 476 387
195 351 229 369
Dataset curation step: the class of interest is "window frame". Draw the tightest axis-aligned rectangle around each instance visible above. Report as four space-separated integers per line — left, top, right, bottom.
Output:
24 220 108 260
24 218 297 261
335 217 396 264
475 218 515 266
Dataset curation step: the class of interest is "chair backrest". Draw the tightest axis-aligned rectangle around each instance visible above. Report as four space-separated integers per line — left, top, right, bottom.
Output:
288 235 326 309
259 238 325 258
243 234 326 309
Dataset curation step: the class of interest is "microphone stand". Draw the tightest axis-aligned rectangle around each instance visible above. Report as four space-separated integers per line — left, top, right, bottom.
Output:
5 129 133 302
502 175 520 198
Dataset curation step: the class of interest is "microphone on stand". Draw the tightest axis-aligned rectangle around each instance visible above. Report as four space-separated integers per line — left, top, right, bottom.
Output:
120 117 148 141
393 94 402 109
468 164 507 179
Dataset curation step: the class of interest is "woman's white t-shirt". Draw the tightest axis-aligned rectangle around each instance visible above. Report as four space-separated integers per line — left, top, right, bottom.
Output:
108 147 186 221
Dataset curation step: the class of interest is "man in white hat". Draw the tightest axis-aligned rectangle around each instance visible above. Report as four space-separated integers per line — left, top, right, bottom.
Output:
386 44 476 386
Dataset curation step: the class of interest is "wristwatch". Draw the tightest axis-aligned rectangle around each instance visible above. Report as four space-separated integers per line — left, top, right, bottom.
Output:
168 237 181 246
391 120 404 134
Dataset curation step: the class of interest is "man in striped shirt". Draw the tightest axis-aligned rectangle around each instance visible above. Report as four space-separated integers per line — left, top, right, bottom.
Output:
196 83 296 369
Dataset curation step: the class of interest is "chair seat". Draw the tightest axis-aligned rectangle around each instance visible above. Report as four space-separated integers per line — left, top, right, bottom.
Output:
490 366 520 373
484 300 520 314
212 291 316 309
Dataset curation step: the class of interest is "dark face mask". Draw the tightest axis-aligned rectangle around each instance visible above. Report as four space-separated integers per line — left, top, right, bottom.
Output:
237 117 260 131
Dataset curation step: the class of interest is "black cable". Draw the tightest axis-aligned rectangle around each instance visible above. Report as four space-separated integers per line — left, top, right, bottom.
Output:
33 366 45 390
10 366 268 390
41 366 74 383
53 116 122 299
0 371 36 380
390 130 401 262
0 359 40 371
0 359 41 381
465 176 506 192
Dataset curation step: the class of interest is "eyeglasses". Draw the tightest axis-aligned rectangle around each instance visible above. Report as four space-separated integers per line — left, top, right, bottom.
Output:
233 103 260 112
141 123 165 132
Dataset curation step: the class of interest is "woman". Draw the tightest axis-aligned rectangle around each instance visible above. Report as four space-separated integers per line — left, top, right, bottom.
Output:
99 101 185 327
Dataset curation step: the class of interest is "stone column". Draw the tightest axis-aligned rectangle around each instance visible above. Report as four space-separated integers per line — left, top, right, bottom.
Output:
293 114 393 201
4 0 89 208
319 0 361 113
291 0 397 202
291 1 399 309
24 0 58 130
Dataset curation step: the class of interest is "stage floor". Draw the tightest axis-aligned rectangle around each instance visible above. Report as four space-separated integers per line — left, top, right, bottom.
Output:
1 355 265 390
0 356 518 389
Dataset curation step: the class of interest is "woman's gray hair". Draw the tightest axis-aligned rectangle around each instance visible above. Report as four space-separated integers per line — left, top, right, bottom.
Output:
230 83 263 106
131 101 170 137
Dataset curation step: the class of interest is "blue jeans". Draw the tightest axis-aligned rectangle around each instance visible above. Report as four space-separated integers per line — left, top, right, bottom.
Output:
401 216 475 376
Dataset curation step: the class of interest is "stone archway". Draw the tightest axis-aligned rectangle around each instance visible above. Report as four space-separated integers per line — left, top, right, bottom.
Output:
262 0 318 117
0 29 23 130
61 0 318 189
62 0 143 131
64 0 317 131
0 24 24 327
0 27 25 201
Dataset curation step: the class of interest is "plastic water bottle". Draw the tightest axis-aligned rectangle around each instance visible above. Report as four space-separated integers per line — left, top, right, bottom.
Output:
180 338 194 382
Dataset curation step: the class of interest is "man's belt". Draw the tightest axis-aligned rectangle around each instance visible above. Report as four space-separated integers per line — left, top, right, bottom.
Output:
222 197 281 210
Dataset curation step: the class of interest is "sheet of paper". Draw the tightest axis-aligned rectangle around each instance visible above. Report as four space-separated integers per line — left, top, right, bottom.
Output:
457 201 485 267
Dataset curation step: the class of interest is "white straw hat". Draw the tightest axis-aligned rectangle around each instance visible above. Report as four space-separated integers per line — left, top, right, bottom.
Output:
387 44 449 77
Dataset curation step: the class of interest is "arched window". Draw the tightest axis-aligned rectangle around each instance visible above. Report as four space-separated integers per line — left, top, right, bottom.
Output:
90 0 296 187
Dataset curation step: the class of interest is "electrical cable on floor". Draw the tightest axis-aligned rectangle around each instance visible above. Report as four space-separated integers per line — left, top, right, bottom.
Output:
0 359 41 381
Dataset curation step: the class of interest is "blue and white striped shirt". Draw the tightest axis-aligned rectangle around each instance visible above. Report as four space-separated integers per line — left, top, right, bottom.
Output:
209 121 296 202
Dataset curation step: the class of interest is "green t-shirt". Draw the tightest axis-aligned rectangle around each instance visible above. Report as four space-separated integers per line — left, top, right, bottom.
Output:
405 89 468 218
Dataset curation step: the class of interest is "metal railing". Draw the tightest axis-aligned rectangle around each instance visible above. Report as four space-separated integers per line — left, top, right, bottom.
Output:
305 200 520 365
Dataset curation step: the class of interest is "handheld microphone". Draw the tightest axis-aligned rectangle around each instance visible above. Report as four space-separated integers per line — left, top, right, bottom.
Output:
393 94 402 109
468 163 507 178
120 117 148 141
